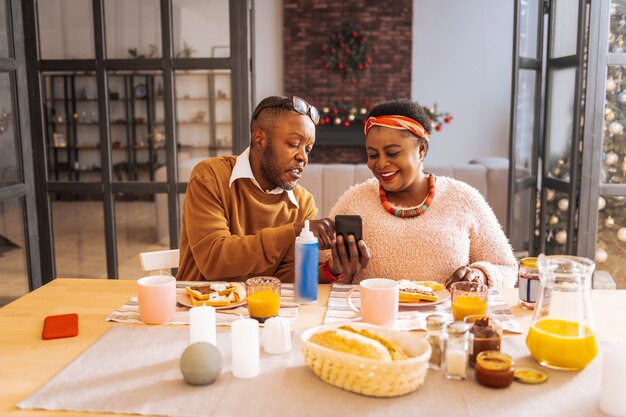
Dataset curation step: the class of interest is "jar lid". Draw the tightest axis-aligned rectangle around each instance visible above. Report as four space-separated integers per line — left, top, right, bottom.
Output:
446 321 470 335
520 257 538 268
476 351 513 371
513 367 548 384
426 314 446 330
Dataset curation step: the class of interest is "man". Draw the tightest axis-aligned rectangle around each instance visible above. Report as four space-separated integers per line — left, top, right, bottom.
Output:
177 95 339 282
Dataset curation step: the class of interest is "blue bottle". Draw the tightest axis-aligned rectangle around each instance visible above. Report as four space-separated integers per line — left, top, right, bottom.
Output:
295 220 318 303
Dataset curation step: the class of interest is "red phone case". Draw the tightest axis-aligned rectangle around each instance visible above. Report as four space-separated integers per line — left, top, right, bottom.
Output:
42 313 79 340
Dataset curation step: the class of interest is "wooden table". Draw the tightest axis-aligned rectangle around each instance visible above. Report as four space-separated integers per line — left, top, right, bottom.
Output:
1 278 625 417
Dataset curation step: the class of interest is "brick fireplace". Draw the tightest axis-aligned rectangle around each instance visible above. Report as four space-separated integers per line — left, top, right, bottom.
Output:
283 0 413 163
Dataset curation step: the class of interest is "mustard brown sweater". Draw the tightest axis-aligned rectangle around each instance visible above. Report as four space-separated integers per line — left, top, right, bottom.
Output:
177 156 317 282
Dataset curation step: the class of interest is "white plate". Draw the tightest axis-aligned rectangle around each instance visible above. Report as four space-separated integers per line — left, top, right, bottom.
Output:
176 292 246 310
398 288 451 307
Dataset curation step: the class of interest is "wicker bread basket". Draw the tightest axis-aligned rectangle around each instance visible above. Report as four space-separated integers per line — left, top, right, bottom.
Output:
301 323 431 397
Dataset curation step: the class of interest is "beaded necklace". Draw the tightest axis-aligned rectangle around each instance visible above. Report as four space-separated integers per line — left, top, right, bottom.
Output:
379 174 436 218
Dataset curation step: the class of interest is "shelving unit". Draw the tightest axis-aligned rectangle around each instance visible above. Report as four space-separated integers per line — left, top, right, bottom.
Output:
43 71 233 183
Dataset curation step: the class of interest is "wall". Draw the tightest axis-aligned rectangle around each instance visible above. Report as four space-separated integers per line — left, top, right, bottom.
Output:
253 0 284 106
252 0 514 165
411 0 514 165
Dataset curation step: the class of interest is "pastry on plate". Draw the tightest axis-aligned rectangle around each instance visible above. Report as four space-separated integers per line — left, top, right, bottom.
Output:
398 279 439 303
185 282 246 306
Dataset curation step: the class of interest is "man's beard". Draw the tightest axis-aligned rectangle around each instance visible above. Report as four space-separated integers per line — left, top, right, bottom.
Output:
260 139 295 191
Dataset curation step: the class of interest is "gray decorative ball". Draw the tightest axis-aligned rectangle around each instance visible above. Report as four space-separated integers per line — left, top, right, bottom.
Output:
618 90 626 105
180 342 223 386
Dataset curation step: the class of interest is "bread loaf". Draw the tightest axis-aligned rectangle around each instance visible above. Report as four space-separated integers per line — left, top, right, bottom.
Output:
309 326 408 361
310 329 393 361
339 326 408 360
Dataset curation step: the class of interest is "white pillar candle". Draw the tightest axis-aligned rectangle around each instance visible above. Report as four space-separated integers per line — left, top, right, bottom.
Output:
231 318 260 378
600 344 626 416
189 306 216 346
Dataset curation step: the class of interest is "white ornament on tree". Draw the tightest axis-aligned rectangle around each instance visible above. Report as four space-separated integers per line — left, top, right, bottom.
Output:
598 196 606 210
546 189 555 202
606 151 620 165
618 228 626 242
605 108 615 121
549 215 559 225
607 78 617 92
558 198 569 212
555 230 567 245
605 216 616 227
608 122 624 135
595 248 608 263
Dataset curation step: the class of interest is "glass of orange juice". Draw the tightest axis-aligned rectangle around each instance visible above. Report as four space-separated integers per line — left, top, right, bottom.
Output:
450 281 488 321
526 255 598 370
245 276 281 323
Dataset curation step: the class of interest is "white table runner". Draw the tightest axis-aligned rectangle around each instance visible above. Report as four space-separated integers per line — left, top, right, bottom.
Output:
18 326 606 417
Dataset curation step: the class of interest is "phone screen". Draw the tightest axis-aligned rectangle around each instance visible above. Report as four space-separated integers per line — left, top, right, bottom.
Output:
335 215 363 257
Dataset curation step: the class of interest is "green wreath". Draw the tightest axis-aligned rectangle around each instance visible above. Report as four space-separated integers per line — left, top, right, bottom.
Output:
321 24 374 83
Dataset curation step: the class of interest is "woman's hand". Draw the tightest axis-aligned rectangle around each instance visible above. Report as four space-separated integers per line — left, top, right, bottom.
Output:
328 234 371 282
445 266 486 289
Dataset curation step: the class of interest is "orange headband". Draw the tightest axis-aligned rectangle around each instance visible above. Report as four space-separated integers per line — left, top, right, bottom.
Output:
363 115 430 141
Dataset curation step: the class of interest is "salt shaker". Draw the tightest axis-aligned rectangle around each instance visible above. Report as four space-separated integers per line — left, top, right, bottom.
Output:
263 316 292 354
445 321 471 380
425 314 447 371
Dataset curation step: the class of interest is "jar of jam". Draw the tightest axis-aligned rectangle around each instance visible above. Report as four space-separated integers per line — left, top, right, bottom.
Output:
518 257 540 310
474 351 515 388
464 315 502 367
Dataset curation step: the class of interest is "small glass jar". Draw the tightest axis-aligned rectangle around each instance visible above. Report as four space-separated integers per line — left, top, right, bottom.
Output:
474 351 515 388
445 321 471 380
425 314 447 371
518 257 540 310
464 315 502 367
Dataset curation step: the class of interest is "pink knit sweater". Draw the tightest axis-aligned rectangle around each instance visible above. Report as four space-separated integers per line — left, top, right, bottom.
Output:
321 176 517 288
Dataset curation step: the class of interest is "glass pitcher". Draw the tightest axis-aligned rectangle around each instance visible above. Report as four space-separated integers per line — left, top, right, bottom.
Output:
525 255 598 370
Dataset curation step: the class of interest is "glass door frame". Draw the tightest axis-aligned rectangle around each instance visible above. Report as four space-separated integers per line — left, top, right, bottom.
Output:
23 0 252 283
538 0 589 255
579 0 626 258
507 0 545 256
0 0 42 289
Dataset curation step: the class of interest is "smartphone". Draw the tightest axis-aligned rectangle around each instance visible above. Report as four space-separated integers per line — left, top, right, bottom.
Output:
335 215 363 257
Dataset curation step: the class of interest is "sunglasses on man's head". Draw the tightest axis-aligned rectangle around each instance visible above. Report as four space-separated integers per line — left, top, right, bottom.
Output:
252 96 320 125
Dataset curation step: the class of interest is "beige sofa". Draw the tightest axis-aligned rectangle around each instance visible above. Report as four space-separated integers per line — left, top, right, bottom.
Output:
155 157 510 245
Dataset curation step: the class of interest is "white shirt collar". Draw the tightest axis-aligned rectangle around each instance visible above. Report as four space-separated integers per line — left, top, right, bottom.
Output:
228 147 299 208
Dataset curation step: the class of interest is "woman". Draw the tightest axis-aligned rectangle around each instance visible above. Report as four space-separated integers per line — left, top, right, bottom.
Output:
321 98 517 288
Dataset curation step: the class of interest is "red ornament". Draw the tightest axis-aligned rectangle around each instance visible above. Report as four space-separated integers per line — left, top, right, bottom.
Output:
357 64 364 70
321 46 327 52
352 31 358 37
323 63 330 69
338 63 344 69
344 48 350 54
366 56 372 63
332 108 339 114
435 125 443 131
444 116 453 123
343 121 351 127
339 42 345 48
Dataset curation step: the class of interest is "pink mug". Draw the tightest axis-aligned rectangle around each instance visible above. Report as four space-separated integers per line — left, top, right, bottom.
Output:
137 275 176 324
347 278 399 327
